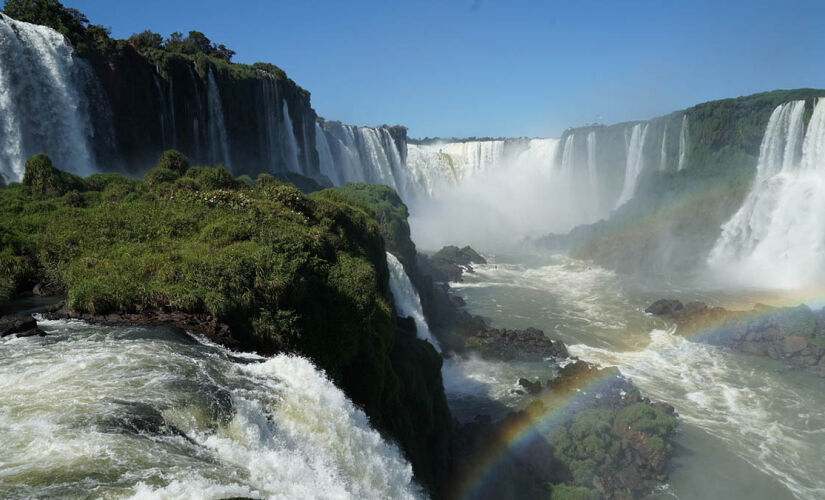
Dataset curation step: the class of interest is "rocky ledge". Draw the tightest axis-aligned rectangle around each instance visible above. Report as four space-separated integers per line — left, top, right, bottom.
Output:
39 301 235 345
452 358 677 499
647 299 825 375
463 326 569 361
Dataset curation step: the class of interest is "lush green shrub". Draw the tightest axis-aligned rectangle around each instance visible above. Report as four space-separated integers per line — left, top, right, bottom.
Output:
615 403 677 435
156 149 190 175
549 483 601 500
184 165 236 190
144 166 179 188
255 172 277 187
21 154 87 198
235 174 254 188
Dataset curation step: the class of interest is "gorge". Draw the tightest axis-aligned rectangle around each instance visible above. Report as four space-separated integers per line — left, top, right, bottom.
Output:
2 2 825 500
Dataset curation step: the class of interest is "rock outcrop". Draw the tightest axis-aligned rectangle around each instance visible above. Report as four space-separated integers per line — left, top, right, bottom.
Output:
647 299 825 374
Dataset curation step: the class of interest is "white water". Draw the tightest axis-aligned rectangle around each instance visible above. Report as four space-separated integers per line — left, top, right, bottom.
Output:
660 124 668 171
0 13 99 182
0 319 422 499
317 123 407 195
708 99 825 289
678 115 688 171
206 70 231 169
616 123 650 207
386 252 441 351
282 100 302 175
452 254 822 499
570 329 825 500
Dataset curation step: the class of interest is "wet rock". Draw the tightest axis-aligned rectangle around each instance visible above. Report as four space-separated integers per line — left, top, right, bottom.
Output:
518 378 542 395
463 326 569 361
784 335 808 354
0 315 42 337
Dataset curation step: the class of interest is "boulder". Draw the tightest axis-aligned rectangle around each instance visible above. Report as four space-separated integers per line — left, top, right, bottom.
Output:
784 335 809 354
0 315 44 337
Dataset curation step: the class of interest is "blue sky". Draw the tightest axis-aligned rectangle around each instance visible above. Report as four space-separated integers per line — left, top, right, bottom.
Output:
68 0 825 138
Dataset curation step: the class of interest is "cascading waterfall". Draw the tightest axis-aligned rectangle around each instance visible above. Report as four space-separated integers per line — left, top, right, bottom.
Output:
0 13 101 182
615 123 649 208
206 70 231 169
386 252 441 351
282 100 302 175
678 114 689 170
317 122 407 195
707 99 825 288
659 124 668 170
0 319 422 499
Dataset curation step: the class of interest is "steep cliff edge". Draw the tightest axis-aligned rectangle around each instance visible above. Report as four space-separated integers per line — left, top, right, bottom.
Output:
0 155 450 494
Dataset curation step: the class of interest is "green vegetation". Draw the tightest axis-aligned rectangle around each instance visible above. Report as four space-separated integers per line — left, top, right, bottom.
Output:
21 153 87 198
547 404 676 490
0 152 450 493
549 483 601 500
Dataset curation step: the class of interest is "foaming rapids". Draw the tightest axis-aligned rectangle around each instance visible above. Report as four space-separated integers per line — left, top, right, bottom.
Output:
0 319 422 499
570 328 825 500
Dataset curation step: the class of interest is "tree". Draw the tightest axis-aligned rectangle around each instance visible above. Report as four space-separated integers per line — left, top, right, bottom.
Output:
128 30 164 51
3 0 89 45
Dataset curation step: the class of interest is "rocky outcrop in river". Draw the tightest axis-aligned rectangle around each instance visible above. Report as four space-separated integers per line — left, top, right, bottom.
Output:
647 299 825 375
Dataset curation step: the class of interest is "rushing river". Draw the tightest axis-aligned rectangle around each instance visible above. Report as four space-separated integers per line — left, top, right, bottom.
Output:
0 318 422 499
444 254 825 500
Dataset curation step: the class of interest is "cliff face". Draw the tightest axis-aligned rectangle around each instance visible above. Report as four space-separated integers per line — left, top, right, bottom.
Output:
541 89 825 279
84 46 319 178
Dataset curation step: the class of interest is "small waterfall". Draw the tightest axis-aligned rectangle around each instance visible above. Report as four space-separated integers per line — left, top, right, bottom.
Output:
281 100 302 174
0 13 100 181
386 252 441 352
707 99 825 288
258 76 282 172
559 134 576 180
206 70 231 168
677 115 688 170
587 131 599 214
659 124 668 170
315 121 340 184
0 320 422 498
615 123 650 208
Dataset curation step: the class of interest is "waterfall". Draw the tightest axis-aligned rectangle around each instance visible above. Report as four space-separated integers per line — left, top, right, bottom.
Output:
386 252 441 352
677 115 688 170
206 70 231 169
615 123 650 208
0 13 100 182
559 134 576 180
317 122 408 195
315 122 340 184
281 100 302 175
258 76 282 172
707 99 825 288
0 319 422 498
659 124 668 170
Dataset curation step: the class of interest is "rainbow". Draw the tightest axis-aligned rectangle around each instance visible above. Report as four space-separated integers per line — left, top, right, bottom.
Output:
453 365 621 499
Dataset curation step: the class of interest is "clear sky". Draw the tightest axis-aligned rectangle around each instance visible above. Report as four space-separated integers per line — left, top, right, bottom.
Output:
66 0 825 138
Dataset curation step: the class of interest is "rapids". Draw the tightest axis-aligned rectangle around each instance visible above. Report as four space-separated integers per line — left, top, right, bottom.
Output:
0 319 422 499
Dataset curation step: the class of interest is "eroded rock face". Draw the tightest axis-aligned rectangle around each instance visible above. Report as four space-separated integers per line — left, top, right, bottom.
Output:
647 299 825 375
